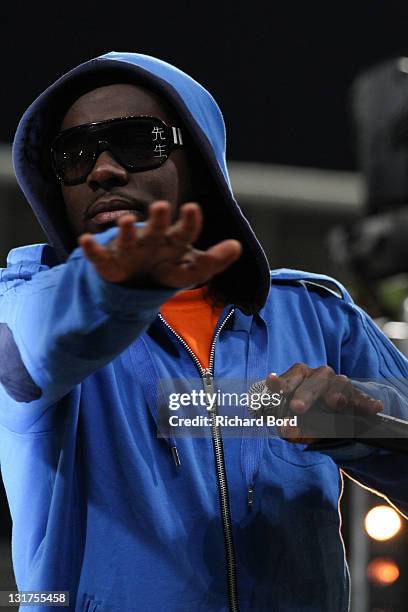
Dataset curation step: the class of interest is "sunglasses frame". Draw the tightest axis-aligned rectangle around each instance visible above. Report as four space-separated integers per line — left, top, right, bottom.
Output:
50 115 184 186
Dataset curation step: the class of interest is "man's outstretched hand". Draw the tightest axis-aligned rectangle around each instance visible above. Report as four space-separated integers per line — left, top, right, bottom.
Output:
78 201 242 288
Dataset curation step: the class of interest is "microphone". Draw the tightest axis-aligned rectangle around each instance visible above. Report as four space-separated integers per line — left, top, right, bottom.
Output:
248 380 408 455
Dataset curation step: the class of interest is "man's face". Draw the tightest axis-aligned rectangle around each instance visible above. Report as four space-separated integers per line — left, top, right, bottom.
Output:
60 83 194 236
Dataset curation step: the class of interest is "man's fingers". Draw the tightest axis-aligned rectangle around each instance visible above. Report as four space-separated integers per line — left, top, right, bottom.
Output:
265 364 311 408
194 239 242 278
167 202 203 245
289 366 335 414
323 375 352 412
79 234 111 265
146 201 173 234
116 213 138 249
167 239 242 286
350 388 384 415
138 201 202 250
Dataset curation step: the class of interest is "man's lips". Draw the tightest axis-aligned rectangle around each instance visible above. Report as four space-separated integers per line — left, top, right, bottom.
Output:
85 197 148 224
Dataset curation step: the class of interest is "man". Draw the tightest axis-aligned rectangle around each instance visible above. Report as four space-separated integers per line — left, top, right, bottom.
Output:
1 51 408 612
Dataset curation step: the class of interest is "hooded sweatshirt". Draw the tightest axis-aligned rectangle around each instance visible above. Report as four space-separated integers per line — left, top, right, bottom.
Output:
1 51 408 612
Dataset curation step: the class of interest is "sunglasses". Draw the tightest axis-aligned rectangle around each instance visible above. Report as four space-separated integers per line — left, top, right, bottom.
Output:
50 115 184 186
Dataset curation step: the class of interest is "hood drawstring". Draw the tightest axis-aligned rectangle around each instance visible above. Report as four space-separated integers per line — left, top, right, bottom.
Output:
241 427 265 513
241 314 270 512
132 335 182 469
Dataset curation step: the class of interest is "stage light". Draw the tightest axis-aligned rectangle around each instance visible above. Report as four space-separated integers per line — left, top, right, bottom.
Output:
364 505 402 541
367 557 400 587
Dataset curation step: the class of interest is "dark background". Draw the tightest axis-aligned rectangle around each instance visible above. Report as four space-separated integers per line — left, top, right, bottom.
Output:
1 1 408 169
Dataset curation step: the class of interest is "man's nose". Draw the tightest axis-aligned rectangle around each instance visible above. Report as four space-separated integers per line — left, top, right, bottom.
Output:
86 150 129 190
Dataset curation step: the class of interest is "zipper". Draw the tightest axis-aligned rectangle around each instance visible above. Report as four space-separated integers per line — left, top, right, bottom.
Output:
158 309 239 612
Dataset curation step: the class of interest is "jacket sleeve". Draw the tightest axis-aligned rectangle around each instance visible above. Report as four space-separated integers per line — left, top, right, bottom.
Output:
0 231 177 433
313 299 408 516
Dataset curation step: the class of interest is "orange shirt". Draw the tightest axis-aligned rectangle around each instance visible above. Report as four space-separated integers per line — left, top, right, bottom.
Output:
160 287 224 369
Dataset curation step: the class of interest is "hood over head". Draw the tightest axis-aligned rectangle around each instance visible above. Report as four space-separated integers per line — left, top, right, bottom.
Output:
12 51 270 314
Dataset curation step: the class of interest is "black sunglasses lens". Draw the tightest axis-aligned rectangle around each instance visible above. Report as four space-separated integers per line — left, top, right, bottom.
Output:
106 120 169 170
52 139 96 185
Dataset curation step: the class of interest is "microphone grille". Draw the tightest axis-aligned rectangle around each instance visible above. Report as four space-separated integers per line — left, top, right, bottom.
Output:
248 379 277 419
248 380 268 396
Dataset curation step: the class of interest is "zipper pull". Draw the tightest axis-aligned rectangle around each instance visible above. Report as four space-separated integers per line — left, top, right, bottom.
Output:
202 369 216 413
247 486 254 511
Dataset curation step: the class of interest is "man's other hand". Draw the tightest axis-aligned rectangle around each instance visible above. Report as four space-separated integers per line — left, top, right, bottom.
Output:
265 364 384 444
78 201 242 288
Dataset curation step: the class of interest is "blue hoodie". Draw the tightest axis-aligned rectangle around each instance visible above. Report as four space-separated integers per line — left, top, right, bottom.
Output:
2 51 408 612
